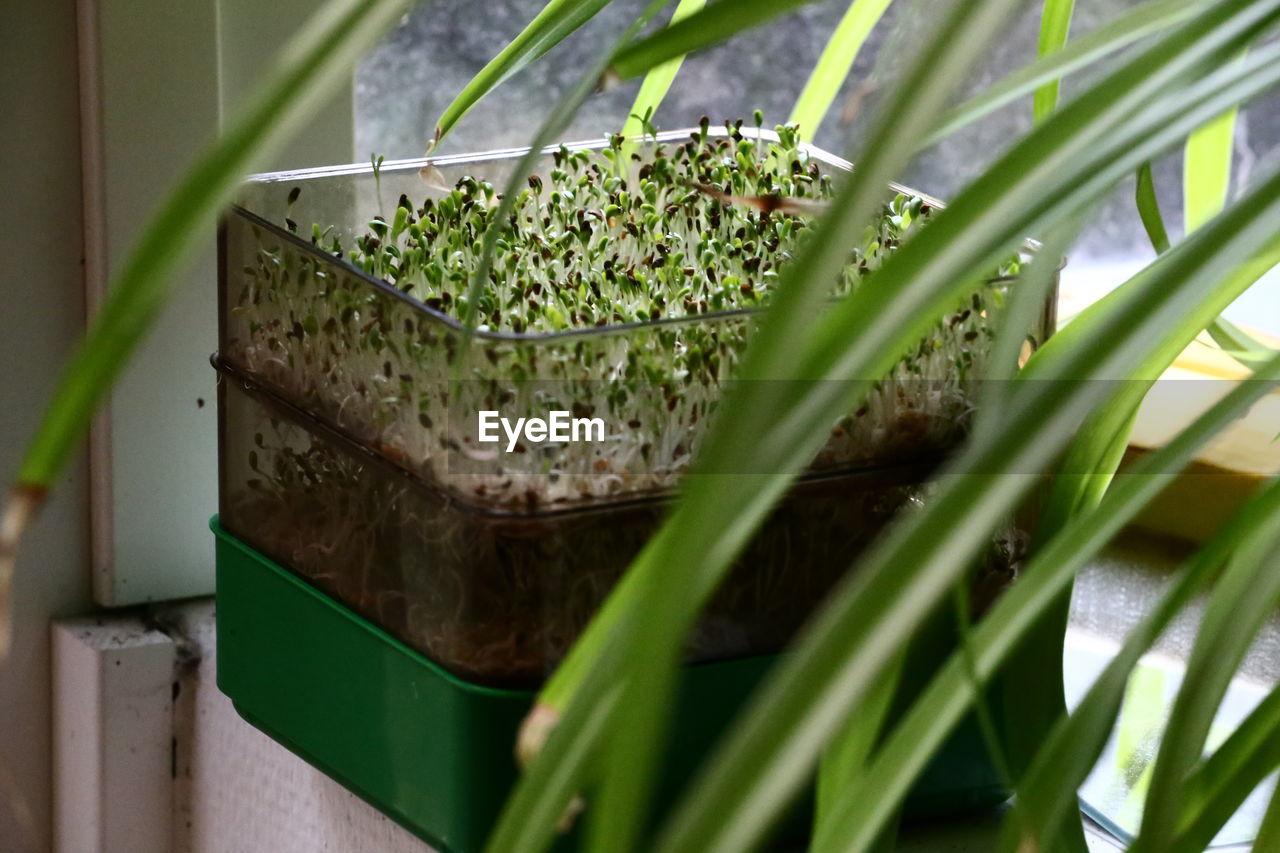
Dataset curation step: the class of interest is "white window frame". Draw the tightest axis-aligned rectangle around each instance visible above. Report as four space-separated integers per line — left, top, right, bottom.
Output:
78 0 355 605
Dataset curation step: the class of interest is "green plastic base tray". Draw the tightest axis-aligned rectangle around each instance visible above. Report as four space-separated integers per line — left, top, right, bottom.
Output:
213 517 1007 852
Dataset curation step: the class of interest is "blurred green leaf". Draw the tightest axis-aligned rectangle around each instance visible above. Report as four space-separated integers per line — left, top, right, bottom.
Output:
1133 447 1280 846
504 6 1280 851
1251 765 1280 852
787 0 894 138
1034 0 1077 121
817 345 1280 853
925 0 1202 146
1136 160 1173 254
813 648 902 836
610 0 818 80
620 0 704 143
433 0 618 148
1185 87 1241 233
1208 315 1276 363
655 13 1280 853
1176 51 1277 371
1003 359 1280 848
471 9 678 851
593 1 1039 848
1170 679 1280 851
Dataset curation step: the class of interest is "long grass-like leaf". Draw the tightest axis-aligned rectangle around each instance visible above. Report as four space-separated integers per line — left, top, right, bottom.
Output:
924 0 1201 147
977 218 1081 420
1135 148 1275 374
527 0 1025 762
516 6 1280 845
592 1 1035 848
431 0 616 148
1133 431 1280 846
610 0 819 80
0 0 413 658
795 17 1280 393
487 681 621 853
1185 93 1240 233
813 648 902 834
1034 0 1077 121
1179 58 1269 375
1135 70 1270 372
1131 548 1280 849
809 335 1280 853
1004 470 1280 853
471 6 683 853
1136 161 1173 254
974 217 1090 853
998 282 1147 842
619 0 704 142
1000 331 1280 848
658 103 1280 851
1250 765 1280 852
787 0 894 139
1169 679 1280 851
1207 316 1277 363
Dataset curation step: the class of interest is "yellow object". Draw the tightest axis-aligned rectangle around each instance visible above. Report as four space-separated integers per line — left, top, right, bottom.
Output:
1125 324 1278 543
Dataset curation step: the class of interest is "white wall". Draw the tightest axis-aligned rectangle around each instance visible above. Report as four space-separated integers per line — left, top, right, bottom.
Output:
0 0 93 850
166 603 431 853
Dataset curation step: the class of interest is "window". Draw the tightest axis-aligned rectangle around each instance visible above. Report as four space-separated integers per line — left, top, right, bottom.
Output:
355 0 1280 335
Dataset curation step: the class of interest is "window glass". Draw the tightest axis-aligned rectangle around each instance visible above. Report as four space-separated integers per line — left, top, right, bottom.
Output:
356 0 1280 334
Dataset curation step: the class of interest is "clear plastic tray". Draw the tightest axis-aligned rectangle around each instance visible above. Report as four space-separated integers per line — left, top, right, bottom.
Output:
217 362 963 686
219 129 1056 512
216 130 1050 684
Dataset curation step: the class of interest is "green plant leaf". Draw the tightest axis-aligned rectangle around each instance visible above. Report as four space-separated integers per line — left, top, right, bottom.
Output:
465 10 679 852
1004 469 1280 853
1207 315 1276 363
528 0 1029 774
1133 441 1280 845
487 679 622 853
0 0 414 658
1034 0 1077 122
658 115 1280 852
609 0 819 80
998 244 1152 827
592 1 1040 848
1169 678 1280 851
1185 93 1240 233
811 338 1280 853
619 0 705 142
787 0 895 139
1176 52 1277 372
977 217 1092 853
432 0 618 149
1250 761 1280 853
510 7 1280 850
996 334 1280 848
1136 160 1173 254
456 2 668 351
813 648 903 835
925 0 1202 147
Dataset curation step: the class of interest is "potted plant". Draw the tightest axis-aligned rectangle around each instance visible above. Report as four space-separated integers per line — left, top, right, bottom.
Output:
211 115 1048 845
5 2 1278 852
217 119 1045 678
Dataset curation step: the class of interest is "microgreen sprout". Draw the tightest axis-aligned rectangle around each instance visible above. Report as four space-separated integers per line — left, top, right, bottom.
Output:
225 119 1036 510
